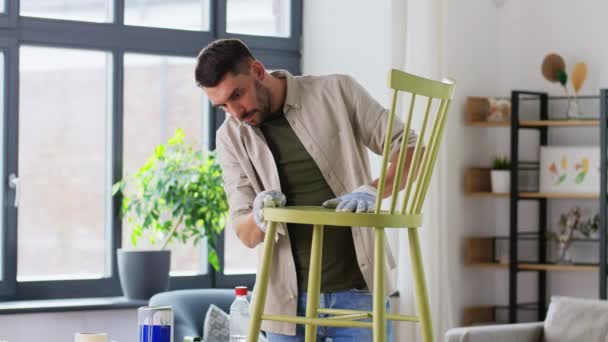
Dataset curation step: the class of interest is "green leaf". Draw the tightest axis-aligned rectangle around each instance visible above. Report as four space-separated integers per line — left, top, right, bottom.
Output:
555 174 566 185
575 171 586 184
154 144 166 158
208 249 220 272
556 70 568 86
111 181 124 196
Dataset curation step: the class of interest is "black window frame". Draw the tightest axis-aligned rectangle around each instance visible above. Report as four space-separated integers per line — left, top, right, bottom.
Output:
0 0 16 28
0 36 18 297
0 0 302 301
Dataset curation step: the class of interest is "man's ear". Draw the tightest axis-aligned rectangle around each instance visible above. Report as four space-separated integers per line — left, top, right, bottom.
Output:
250 60 266 80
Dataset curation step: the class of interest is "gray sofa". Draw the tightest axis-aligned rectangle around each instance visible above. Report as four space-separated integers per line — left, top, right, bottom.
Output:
445 296 608 342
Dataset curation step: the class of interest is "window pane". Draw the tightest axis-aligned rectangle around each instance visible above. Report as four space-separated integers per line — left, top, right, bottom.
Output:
20 0 113 23
224 217 258 275
18 46 112 281
0 0 4 14
124 0 210 31
123 53 209 275
0 53 4 281
227 0 290 38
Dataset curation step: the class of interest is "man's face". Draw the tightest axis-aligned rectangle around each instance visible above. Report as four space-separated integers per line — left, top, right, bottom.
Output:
204 68 272 127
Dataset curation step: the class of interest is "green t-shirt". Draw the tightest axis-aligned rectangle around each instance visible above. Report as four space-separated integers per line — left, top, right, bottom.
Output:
260 112 367 293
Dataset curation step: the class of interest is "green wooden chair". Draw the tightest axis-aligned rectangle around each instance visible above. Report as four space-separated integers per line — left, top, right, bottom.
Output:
247 69 455 342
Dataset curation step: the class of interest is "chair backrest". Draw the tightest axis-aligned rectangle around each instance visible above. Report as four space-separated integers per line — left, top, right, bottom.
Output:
374 69 455 217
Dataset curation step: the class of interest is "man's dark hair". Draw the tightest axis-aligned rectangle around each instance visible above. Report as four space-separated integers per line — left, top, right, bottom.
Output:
195 39 255 87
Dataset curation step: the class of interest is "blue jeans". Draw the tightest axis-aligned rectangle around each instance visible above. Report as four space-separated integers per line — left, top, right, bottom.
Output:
266 289 393 342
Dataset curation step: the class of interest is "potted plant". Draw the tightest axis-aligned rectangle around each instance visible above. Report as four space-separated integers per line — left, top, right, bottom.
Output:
112 129 228 299
490 156 511 193
547 207 599 264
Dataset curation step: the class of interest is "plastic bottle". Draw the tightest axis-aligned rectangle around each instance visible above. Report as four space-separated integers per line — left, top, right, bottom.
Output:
229 286 250 342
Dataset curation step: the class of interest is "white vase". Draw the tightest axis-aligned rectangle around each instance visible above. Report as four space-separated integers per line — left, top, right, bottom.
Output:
566 96 583 119
491 170 510 193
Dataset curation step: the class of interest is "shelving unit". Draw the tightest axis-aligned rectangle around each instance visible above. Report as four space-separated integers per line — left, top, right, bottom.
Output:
464 236 599 272
465 119 600 128
462 90 608 326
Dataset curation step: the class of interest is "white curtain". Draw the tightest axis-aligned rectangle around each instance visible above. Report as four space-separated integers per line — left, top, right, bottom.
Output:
388 0 459 340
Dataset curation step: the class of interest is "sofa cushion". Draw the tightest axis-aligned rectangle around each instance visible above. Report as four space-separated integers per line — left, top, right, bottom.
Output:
544 296 608 342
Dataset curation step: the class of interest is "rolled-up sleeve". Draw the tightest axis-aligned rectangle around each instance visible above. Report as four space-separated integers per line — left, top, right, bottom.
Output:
344 75 418 156
216 134 255 226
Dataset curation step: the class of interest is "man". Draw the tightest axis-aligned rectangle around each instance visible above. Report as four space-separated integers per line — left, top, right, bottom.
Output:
195 39 417 341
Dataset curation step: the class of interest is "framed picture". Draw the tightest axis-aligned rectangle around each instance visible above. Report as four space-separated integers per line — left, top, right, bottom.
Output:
539 146 600 193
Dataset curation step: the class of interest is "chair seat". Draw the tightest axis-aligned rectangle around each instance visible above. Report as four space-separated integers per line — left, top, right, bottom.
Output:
263 206 422 228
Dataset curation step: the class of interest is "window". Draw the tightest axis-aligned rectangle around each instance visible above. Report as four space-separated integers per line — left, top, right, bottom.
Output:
0 52 4 281
123 53 209 275
227 0 291 37
18 46 112 281
0 0 301 301
20 0 113 23
124 0 210 31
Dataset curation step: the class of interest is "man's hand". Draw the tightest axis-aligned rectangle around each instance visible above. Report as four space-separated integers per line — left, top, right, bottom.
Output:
322 185 377 213
253 190 287 232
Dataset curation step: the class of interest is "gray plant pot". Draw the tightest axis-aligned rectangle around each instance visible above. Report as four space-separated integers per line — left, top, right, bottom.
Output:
117 249 171 300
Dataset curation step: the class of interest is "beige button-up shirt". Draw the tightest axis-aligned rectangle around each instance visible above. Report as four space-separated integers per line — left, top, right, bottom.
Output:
216 70 415 335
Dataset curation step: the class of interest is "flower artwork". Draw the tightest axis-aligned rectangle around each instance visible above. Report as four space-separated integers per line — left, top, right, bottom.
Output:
574 158 589 184
540 147 599 193
548 156 589 186
548 157 567 186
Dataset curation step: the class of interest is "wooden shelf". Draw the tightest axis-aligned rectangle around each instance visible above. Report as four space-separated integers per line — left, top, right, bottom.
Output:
466 119 599 127
466 191 509 197
519 192 599 199
518 263 598 272
463 306 495 326
465 168 494 194
464 189 599 199
469 262 509 269
464 238 496 265
520 119 600 127
466 120 510 127
464 237 599 272
468 262 598 272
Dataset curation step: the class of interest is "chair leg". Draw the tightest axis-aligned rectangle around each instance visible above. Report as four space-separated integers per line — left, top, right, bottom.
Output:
304 224 324 342
373 227 386 342
247 221 278 342
408 228 433 342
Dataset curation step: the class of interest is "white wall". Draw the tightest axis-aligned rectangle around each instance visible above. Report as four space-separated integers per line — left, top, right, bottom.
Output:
0 309 137 342
302 1 392 102
442 0 504 314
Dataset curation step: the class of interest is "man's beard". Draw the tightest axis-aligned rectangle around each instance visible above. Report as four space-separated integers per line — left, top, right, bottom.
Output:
239 81 273 128
253 80 272 124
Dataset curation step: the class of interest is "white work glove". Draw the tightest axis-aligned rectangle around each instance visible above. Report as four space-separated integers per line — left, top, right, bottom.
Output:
322 185 377 213
253 190 286 232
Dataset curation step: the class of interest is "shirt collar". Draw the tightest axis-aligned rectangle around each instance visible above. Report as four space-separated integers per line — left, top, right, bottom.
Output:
270 69 301 113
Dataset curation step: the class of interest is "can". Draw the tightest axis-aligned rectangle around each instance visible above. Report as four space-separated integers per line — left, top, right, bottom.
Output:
138 306 174 342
